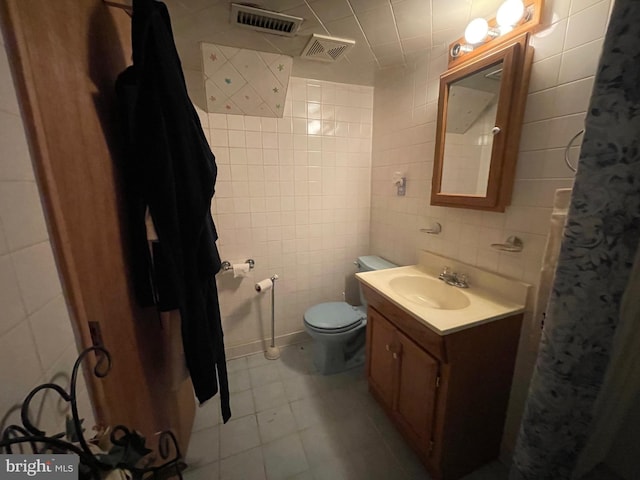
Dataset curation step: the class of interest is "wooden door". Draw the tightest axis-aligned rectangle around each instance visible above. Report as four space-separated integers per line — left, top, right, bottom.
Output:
395 330 439 453
0 0 195 450
367 308 397 407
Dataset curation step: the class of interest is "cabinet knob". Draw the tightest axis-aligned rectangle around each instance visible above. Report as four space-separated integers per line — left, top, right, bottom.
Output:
385 344 390 351
393 352 398 359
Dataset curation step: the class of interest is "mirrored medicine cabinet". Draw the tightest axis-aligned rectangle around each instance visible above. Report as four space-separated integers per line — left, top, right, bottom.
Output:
431 33 533 212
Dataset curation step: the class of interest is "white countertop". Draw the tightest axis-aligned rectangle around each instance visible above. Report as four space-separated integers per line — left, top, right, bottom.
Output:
356 264 527 335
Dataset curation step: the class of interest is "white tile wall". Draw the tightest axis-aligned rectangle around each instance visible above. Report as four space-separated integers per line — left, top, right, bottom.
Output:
369 0 611 459
201 77 373 353
0 30 92 434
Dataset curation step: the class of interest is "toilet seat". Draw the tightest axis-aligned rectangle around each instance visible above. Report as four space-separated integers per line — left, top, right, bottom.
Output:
303 302 367 334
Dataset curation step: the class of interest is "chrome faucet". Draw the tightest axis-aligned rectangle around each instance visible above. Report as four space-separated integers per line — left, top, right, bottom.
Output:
438 266 469 288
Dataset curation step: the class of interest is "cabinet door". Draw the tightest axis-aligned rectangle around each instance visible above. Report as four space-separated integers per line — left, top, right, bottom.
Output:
395 330 439 451
367 308 397 407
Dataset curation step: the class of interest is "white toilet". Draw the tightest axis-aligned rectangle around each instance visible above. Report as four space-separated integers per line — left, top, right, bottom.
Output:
303 255 397 374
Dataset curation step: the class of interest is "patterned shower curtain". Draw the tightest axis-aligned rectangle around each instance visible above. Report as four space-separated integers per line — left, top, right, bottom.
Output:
510 1 640 478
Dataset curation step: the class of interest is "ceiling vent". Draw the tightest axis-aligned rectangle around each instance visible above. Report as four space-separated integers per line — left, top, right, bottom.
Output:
300 34 355 62
230 3 303 37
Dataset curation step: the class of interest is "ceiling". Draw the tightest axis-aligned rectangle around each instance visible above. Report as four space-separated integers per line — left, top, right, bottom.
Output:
163 0 507 88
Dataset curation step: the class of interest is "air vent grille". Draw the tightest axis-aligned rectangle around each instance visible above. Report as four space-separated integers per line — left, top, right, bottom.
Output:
327 45 349 60
300 34 355 63
231 3 303 37
306 41 325 57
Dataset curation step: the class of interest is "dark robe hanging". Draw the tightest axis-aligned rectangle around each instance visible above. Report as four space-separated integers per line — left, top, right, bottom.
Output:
115 0 230 422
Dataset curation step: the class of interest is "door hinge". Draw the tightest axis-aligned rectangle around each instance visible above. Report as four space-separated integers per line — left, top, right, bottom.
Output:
436 375 441 388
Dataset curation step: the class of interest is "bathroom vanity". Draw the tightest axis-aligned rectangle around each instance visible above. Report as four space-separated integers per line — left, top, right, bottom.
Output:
356 252 529 480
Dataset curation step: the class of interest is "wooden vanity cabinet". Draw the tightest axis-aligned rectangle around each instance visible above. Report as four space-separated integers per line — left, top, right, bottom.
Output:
368 307 397 407
363 285 523 480
368 308 439 456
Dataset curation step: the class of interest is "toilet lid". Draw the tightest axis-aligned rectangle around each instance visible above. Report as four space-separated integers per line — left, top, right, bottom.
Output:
304 302 366 331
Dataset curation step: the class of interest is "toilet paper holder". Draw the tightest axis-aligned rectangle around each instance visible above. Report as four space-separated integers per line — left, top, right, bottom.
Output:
221 259 255 271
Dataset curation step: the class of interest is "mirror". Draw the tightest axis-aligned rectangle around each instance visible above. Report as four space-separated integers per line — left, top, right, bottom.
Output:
431 33 533 211
440 62 502 196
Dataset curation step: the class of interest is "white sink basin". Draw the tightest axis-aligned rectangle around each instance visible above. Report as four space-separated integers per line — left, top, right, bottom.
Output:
355 254 530 335
388 275 470 310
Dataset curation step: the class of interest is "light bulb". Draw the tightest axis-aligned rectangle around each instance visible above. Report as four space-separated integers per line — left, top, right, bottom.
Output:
464 18 489 44
497 0 525 27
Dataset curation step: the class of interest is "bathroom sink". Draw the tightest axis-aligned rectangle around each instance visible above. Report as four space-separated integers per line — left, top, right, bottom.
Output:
388 275 470 310
355 252 530 334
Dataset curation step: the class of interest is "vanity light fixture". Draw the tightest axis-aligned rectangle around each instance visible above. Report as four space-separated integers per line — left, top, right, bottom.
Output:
464 18 499 45
451 43 474 57
450 0 542 63
497 0 526 31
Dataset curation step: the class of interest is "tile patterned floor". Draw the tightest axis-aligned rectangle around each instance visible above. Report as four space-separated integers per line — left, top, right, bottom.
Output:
183 343 509 480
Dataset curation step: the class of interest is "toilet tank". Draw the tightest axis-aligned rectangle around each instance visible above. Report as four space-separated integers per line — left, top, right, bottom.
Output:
355 255 397 307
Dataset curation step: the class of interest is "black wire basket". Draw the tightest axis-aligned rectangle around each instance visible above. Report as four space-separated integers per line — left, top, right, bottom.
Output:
0 346 185 480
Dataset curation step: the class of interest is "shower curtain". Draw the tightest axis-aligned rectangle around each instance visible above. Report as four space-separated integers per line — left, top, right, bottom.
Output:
510 1 640 478
572 246 640 477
